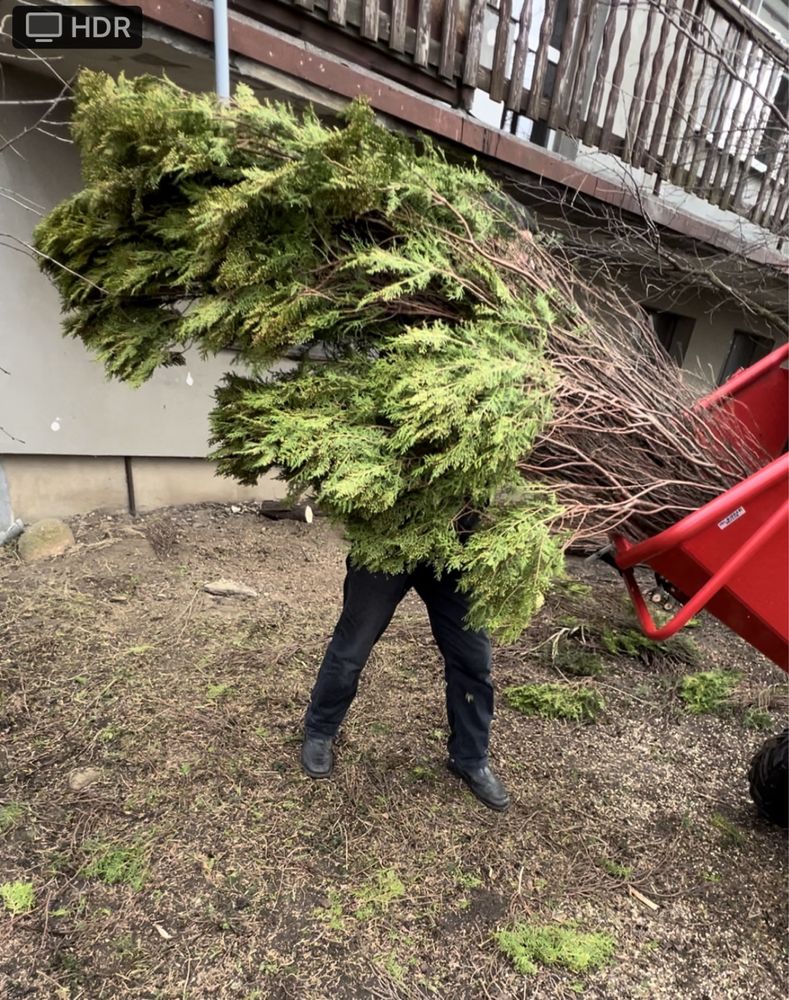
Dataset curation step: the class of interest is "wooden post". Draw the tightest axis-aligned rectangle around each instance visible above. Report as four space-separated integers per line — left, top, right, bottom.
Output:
527 4 556 122
548 0 582 133
719 47 768 210
732 59 783 211
633 0 679 168
361 0 380 41
698 27 749 196
463 0 488 88
567 0 597 136
389 0 407 52
686 17 737 188
439 0 459 79
624 0 659 163
646 0 696 174
582 0 619 148
506 0 534 112
414 0 432 67
328 0 347 25
489 0 513 103
600 0 638 154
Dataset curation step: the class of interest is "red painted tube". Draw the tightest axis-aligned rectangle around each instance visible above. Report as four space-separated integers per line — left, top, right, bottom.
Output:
613 454 788 570
621 498 789 640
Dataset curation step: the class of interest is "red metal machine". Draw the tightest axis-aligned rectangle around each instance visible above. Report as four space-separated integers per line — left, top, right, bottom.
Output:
612 342 789 672
611 342 788 826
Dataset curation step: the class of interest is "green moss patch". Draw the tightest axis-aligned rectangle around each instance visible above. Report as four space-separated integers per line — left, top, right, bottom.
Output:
503 683 604 722
680 671 740 715
495 921 615 976
1 881 35 915
81 841 149 891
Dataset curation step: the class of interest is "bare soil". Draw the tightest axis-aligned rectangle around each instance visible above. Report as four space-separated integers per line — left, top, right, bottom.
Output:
0 503 786 1000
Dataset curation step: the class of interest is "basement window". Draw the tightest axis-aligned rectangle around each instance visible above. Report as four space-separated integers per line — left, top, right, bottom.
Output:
644 308 695 366
718 330 774 385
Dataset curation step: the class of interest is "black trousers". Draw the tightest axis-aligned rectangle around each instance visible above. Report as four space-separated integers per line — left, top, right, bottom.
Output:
305 557 494 768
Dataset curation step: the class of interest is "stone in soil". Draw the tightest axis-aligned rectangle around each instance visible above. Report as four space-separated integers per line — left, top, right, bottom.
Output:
203 578 258 599
68 767 104 791
18 519 75 562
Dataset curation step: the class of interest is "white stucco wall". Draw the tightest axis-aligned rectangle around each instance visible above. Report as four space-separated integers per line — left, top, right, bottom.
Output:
0 61 260 459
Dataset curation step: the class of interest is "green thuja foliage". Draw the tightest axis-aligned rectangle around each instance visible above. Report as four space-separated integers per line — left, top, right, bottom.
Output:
35 72 568 635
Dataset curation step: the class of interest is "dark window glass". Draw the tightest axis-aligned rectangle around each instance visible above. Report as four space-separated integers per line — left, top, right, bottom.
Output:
718 330 774 385
644 308 694 366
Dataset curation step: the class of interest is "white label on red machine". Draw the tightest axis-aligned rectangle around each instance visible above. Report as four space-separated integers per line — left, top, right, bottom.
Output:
718 506 745 529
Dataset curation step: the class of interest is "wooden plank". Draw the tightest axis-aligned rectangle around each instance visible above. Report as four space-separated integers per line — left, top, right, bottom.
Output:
661 0 705 177
547 0 581 132
527 4 556 121
732 59 783 211
414 0 432 67
719 46 767 210
645 0 696 171
582 0 620 147
328 0 346 24
772 167 789 233
463 0 487 86
670 6 715 187
699 27 749 193
712 36 756 204
600 0 638 154
361 0 379 40
506 0 534 112
755 138 788 228
633 0 678 167
623 0 659 162
389 0 407 52
294 0 315 9
439 0 458 79
686 16 737 188
489 0 513 103
567 0 597 135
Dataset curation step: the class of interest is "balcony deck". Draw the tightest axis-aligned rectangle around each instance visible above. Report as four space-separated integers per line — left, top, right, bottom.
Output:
253 0 788 238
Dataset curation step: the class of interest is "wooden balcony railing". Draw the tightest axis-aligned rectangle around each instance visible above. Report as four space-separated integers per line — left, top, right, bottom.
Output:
263 0 789 235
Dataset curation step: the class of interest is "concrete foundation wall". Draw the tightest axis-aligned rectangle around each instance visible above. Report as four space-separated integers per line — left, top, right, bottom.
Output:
1 455 285 522
131 458 284 513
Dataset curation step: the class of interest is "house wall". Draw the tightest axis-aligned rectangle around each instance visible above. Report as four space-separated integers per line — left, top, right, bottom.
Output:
0 61 288 527
2 455 283 521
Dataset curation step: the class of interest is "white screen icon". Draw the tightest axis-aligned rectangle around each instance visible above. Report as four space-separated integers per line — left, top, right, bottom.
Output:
25 11 63 43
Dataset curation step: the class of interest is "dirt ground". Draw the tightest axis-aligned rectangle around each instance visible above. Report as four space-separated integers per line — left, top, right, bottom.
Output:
1 503 787 1000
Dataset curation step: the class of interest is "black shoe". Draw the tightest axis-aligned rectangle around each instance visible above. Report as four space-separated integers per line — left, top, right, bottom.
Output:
301 733 334 779
448 759 510 812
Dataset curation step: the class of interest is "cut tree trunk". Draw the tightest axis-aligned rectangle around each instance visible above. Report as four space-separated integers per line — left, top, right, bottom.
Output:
259 502 314 524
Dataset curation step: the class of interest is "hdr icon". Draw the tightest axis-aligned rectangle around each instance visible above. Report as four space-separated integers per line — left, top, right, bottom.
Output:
12 5 143 49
